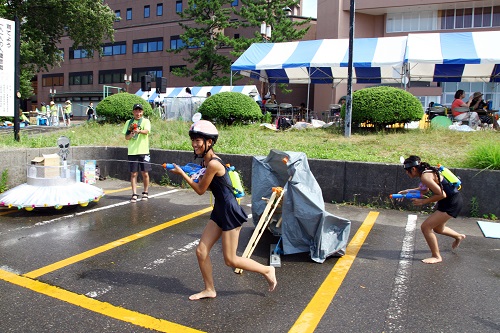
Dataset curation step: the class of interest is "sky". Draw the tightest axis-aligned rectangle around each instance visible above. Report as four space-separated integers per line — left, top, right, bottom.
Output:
302 0 317 19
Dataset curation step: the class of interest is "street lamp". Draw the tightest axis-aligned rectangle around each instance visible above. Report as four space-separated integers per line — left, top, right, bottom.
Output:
49 88 56 101
260 22 271 42
124 74 132 92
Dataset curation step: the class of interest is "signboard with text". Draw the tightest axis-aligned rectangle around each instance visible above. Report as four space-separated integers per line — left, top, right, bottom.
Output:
0 18 15 117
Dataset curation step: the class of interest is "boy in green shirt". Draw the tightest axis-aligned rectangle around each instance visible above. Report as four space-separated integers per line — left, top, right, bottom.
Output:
122 104 151 203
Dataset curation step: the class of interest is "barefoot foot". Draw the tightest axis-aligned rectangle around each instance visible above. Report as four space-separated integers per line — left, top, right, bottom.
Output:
189 289 216 301
265 266 277 292
452 234 466 250
422 257 442 264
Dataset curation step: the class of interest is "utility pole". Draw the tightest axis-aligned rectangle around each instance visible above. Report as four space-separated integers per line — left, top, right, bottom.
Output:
345 0 355 138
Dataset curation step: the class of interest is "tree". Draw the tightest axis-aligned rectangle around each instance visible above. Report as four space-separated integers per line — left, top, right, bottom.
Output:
2 0 115 98
168 0 239 86
233 0 310 54
169 0 310 86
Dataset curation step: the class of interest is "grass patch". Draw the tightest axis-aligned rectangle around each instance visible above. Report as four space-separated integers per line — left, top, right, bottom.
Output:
0 120 498 169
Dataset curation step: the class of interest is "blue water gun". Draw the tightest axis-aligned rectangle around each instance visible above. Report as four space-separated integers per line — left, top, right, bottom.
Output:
163 163 204 182
390 191 422 199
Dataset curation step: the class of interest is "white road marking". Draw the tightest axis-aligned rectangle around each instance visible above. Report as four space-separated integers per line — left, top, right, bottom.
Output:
85 285 114 298
384 214 418 332
143 240 200 270
0 189 180 235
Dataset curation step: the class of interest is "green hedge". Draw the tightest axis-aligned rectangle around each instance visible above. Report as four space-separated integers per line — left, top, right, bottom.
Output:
197 92 262 125
341 86 424 129
96 93 154 123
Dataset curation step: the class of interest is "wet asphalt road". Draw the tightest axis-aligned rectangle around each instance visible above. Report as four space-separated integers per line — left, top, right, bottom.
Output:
0 179 499 333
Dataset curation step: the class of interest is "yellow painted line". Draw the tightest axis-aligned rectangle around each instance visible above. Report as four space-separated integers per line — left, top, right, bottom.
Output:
0 269 205 333
288 211 380 333
24 206 213 279
104 186 132 194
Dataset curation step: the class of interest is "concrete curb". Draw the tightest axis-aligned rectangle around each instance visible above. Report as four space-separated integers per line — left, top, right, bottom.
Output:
1 147 498 217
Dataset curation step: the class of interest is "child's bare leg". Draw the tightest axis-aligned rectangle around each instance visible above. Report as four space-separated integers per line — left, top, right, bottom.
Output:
433 219 466 250
420 212 449 264
222 228 277 292
189 221 222 300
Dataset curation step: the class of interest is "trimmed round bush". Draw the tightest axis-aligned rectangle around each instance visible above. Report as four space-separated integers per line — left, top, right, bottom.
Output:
341 86 424 129
197 92 263 125
96 93 154 123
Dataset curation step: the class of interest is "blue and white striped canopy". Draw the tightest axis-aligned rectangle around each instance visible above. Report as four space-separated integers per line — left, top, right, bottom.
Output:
136 85 261 103
231 37 408 84
405 31 500 82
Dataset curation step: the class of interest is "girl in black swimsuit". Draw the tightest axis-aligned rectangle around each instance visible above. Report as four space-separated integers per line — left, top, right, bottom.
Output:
398 155 465 264
169 120 277 300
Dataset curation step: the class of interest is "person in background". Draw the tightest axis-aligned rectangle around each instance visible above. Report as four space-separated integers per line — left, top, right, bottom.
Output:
63 100 72 126
169 120 277 300
469 91 494 127
49 101 58 126
206 92 211 98
451 90 481 129
40 102 47 117
398 155 465 264
86 102 95 121
268 93 278 105
19 109 29 126
122 103 151 203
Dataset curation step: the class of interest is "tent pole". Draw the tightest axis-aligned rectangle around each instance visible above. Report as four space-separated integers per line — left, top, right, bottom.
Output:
307 67 311 122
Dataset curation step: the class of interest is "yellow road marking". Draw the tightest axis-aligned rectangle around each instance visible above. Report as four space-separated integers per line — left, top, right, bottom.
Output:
288 211 380 333
104 186 132 194
0 269 205 333
24 206 213 279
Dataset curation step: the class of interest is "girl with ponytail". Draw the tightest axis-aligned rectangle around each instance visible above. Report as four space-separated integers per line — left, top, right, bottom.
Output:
399 155 465 264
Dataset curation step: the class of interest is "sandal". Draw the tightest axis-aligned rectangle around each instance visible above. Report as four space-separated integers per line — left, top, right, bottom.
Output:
141 192 149 201
130 194 138 203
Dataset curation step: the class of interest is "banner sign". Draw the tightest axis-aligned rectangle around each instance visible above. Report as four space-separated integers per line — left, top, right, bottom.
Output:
0 18 16 117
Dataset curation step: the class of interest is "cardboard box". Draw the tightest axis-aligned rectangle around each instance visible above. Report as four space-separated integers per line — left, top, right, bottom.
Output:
31 154 60 178
29 117 38 125
82 160 96 184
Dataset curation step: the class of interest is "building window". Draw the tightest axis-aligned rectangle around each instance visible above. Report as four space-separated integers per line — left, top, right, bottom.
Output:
133 38 163 53
132 67 163 82
69 72 93 85
102 42 127 56
234 33 240 39
127 8 132 20
115 10 121 22
231 0 238 6
157 3 163 16
69 47 92 59
170 36 185 50
176 1 182 13
388 6 500 32
99 69 126 84
42 74 64 87
144 5 150 18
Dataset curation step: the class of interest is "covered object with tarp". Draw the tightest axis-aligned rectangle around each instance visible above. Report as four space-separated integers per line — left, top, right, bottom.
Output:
405 31 500 82
231 37 408 85
252 150 351 263
136 85 261 120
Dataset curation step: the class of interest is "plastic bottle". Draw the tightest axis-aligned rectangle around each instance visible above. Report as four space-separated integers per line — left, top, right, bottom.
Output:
76 165 81 182
437 164 461 189
227 165 245 198
28 165 37 178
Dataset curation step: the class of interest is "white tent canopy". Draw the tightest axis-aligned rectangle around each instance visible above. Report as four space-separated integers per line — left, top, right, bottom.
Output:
231 31 500 85
231 36 408 84
136 85 261 103
405 31 500 82
136 85 261 120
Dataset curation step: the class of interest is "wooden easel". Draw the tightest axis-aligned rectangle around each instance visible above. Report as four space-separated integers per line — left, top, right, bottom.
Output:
235 187 284 274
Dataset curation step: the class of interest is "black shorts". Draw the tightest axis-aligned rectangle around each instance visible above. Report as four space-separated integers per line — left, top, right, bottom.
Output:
128 155 152 173
436 192 463 218
64 113 71 120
